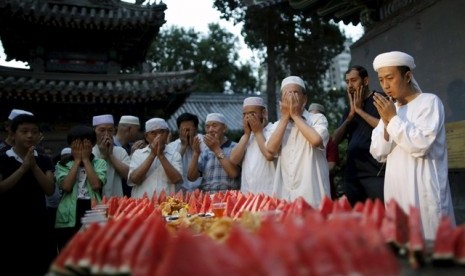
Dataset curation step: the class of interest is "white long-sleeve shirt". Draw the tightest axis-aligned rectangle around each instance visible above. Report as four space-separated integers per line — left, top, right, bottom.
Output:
270 111 330 207
370 93 455 240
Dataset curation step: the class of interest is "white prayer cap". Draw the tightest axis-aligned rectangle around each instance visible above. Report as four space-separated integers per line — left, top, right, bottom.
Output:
308 103 325 113
119 115 140 126
8 109 34 120
373 51 416 72
243 97 265 108
92 114 114 126
145 118 169 132
206 113 226 125
61 147 71 156
281 76 305 91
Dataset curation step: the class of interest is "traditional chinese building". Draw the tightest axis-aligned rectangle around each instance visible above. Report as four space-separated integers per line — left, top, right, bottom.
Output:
0 0 196 148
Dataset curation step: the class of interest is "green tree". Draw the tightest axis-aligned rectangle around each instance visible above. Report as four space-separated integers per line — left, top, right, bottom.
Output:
148 23 258 93
213 0 346 122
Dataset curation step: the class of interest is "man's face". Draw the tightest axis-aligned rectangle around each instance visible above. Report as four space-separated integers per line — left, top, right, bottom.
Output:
145 129 169 143
243 105 265 125
345 69 365 94
205 121 226 140
377 66 410 100
281 84 307 110
179 120 197 138
13 123 40 149
128 125 140 142
95 124 115 143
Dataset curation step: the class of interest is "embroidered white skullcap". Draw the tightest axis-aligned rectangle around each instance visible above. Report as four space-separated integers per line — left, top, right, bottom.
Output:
92 114 114 126
119 115 140 126
145 118 169 132
281 76 305 91
308 103 325 113
61 147 71 156
243 97 265 108
206 113 226 125
373 51 416 72
8 109 34 120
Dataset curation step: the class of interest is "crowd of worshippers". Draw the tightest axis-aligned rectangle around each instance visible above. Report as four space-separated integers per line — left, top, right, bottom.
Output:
0 51 456 274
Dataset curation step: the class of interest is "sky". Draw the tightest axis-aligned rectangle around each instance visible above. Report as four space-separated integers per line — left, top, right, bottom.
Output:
0 0 364 68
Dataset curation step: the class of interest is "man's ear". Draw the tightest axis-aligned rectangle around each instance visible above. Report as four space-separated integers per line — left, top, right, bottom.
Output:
363 76 369 86
405 71 413 83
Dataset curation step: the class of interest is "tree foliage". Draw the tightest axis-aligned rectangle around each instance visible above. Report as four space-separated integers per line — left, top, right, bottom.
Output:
147 23 258 93
213 0 346 122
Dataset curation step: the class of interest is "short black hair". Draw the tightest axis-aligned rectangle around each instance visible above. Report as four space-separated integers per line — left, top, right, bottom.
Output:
345 65 368 79
67 125 97 145
10 114 40 132
176 112 199 129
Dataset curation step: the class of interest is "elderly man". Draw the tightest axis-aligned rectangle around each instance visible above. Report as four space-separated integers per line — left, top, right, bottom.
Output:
92 114 130 198
187 113 240 192
266 76 330 207
113 115 141 155
370 51 455 240
129 118 182 198
113 115 141 197
230 97 276 196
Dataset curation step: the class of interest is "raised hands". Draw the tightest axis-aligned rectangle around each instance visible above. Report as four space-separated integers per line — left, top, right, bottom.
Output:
179 127 196 147
282 91 302 120
204 133 220 152
245 113 262 133
21 146 37 172
149 135 165 157
192 135 202 155
97 134 113 157
242 114 252 135
71 139 93 164
373 92 396 125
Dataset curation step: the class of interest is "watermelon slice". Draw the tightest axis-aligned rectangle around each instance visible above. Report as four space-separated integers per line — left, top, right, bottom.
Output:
367 198 385 229
131 214 170 276
432 215 460 266
155 228 244 276
352 202 364 213
407 205 426 269
318 196 333 219
380 199 409 255
454 226 465 265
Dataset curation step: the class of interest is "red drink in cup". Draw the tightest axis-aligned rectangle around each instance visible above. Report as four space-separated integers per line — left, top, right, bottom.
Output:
211 202 226 218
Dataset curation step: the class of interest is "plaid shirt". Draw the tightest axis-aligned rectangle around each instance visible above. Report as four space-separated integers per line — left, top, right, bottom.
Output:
198 139 240 192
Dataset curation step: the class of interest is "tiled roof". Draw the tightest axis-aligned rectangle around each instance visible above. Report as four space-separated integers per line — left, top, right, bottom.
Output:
0 0 166 30
167 93 266 132
247 0 382 26
0 65 196 104
0 0 167 67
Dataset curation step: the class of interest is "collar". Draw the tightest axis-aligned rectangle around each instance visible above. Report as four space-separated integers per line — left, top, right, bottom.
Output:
6 147 38 163
220 138 232 148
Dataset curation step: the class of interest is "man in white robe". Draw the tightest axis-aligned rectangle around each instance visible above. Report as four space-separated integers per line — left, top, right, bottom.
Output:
266 76 331 207
230 97 276 196
369 51 455 240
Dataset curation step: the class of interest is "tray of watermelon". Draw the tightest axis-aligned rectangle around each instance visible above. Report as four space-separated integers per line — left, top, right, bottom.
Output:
48 190 465 275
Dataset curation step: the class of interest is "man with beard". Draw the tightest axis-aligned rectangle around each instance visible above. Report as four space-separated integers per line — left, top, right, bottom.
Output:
188 113 240 192
332 65 385 206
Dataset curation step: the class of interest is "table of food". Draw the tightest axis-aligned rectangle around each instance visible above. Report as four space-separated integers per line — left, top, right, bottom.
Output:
48 190 465 276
